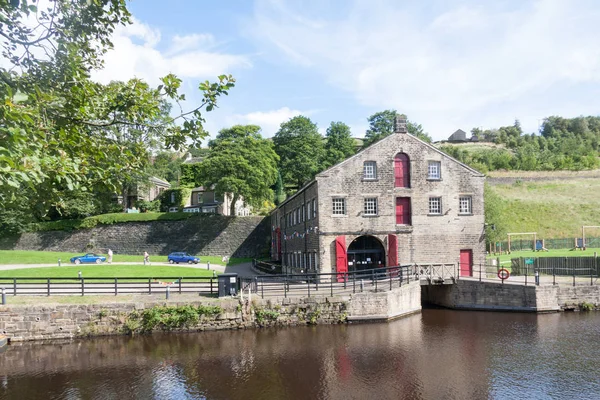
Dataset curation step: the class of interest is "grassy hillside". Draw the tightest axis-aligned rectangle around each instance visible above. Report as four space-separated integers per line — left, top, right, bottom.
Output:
487 171 600 238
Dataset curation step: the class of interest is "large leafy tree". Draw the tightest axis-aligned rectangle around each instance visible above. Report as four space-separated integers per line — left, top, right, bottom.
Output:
0 0 234 225
196 125 279 216
273 116 325 189
363 110 432 147
323 121 355 168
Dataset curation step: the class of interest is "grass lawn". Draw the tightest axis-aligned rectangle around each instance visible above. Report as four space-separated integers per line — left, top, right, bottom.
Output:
0 250 253 266
488 248 600 265
0 265 218 283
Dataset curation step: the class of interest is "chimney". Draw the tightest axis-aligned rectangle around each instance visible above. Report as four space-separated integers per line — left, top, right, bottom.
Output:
394 114 407 133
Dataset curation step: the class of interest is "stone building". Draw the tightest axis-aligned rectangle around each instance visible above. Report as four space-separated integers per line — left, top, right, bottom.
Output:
270 116 486 279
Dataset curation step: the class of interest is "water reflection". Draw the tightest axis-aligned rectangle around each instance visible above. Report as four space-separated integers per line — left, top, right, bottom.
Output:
1 310 599 399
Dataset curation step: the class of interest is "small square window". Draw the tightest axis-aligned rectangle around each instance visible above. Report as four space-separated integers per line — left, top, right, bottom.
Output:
364 198 378 216
429 197 442 215
363 161 377 180
332 198 346 215
459 196 472 214
428 161 441 180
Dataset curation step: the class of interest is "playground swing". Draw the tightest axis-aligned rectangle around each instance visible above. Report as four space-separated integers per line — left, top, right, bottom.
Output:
507 232 537 254
580 226 600 251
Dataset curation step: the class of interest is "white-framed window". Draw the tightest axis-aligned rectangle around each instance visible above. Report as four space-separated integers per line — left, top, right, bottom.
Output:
428 161 441 180
170 192 176 203
312 199 317 218
459 196 472 214
429 197 442 215
332 198 346 215
363 161 377 180
363 197 378 216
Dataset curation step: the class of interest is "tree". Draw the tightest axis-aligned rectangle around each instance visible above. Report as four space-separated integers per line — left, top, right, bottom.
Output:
324 121 356 168
196 125 279 215
484 183 508 246
0 0 234 221
273 116 325 189
148 151 184 184
363 110 431 147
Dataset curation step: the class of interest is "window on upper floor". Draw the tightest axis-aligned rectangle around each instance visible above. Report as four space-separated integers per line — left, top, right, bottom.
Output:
428 161 441 180
312 199 317 218
428 197 442 215
459 196 472 215
332 198 346 215
363 197 378 216
363 161 377 180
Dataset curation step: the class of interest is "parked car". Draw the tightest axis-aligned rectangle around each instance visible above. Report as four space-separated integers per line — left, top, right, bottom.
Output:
168 252 200 264
70 253 106 265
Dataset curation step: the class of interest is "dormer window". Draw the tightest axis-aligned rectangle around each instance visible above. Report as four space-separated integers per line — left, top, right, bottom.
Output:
363 161 377 180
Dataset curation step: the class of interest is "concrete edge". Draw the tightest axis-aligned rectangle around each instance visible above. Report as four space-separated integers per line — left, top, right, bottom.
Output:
0 334 7 348
347 307 422 323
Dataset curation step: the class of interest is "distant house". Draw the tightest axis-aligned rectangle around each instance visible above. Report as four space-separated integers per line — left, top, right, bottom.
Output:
447 129 467 142
181 187 251 216
123 176 170 209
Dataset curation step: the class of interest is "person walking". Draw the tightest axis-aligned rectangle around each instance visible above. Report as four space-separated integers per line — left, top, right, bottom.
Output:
107 248 113 264
143 251 150 265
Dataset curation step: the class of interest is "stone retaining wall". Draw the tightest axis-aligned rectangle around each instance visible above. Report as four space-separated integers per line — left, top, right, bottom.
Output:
0 215 270 257
423 280 600 312
0 282 422 343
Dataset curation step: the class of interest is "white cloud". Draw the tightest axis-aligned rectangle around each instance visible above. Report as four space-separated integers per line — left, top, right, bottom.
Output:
227 107 306 137
250 0 600 139
92 18 251 86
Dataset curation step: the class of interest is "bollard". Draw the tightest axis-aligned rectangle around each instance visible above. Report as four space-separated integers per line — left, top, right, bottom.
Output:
58 258 61 267
166 285 170 300
207 261 210 270
212 270 216 278
78 271 82 280
1 287 5 305
535 270 540 286
360 279 364 292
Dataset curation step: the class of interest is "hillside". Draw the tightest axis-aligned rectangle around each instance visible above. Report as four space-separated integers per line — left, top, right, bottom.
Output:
487 170 600 239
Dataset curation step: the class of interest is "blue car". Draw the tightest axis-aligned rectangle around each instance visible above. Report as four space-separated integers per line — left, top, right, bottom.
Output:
70 253 106 265
168 252 200 264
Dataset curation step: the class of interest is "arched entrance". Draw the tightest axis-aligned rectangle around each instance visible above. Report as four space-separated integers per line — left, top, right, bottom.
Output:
347 235 386 273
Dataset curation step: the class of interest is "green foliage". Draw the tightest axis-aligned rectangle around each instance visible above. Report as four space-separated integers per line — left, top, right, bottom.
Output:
180 163 203 187
0 1 234 225
363 110 431 148
194 125 279 215
274 171 286 205
135 199 161 213
274 116 325 189
324 121 356 168
253 306 280 325
159 188 192 211
125 305 223 334
29 212 197 232
580 302 594 311
484 183 508 245
147 151 184 184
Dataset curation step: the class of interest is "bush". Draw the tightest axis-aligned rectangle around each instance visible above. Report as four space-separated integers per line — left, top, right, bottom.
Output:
135 199 160 213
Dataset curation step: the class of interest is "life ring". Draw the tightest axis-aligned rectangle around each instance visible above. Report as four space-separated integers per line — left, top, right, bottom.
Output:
497 269 510 280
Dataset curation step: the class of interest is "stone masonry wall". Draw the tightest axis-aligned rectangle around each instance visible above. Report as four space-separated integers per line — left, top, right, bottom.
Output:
423 280 600 312
0 215 270 257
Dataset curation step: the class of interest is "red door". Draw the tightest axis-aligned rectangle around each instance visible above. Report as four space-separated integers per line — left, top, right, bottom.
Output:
336 236 348 282
394 153 410 188
395 197 411 225
460 249 473 277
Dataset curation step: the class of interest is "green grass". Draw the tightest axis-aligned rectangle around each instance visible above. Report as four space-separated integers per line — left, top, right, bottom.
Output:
0 265 217 281
489 175 600 238
487 248 600 264
0 250 253 266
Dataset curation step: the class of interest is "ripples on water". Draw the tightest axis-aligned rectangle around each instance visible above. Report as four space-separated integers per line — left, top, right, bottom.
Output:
1 310 599 400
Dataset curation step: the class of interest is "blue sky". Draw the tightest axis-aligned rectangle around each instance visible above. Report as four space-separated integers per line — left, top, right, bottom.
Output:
93 0 600 142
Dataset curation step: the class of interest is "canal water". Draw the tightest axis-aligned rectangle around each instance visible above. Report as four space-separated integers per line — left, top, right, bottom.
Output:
1 309 599 400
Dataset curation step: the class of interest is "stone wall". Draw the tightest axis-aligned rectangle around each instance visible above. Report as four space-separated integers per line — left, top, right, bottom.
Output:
0 215 270 257
423 280 600 312
0 284 422 343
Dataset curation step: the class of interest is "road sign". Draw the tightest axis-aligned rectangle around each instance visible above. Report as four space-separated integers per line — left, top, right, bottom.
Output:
525 258 534 265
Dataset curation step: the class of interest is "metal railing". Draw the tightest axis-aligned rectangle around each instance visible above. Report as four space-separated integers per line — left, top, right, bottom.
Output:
0 277 219 297
242 263 457 299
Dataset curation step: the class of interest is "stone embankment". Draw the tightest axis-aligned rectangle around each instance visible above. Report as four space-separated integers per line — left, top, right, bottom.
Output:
0 215 270 257
0 282 422 343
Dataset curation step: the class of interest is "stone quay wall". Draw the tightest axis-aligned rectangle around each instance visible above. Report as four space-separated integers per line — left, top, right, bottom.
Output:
423 280 600 312
0 215 270 258
0 282 422 343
